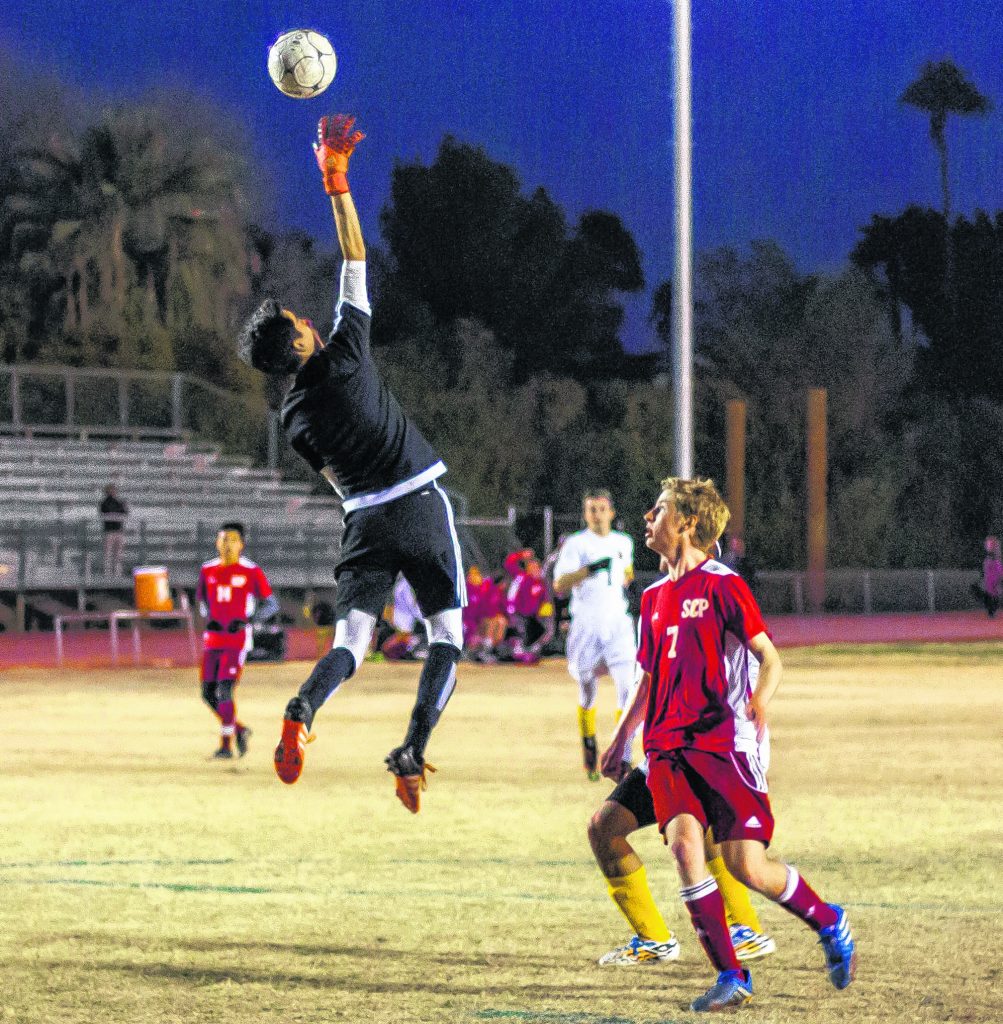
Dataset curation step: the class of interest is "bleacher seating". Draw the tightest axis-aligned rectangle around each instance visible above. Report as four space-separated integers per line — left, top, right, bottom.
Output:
0 435 344 591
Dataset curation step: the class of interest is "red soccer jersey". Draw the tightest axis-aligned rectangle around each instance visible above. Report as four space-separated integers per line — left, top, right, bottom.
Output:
637 558 767 754
197 557 273 649
506 574 547 617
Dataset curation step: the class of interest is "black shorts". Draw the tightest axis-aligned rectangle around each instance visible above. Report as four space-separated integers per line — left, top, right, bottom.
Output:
607 766 657 829
335 483 465 620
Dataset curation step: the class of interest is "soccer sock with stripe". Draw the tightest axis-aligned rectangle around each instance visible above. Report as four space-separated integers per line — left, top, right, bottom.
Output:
216 681 236 750
402 642 459 760
578 705 597 739
606 866 672 943
679 877 742 972
707 855 762 932
298 647 357 723
219 719 235 751
777 865 838 931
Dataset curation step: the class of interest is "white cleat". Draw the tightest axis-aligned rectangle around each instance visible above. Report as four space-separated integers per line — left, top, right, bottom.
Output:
730 924 777 961
598 934 681 966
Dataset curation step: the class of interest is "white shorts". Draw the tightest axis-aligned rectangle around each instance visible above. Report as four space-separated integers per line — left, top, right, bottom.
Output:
565 614 636 682
734 730 771 777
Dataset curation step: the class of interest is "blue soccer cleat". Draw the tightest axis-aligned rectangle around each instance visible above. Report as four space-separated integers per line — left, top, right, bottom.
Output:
818 905 857 990
690 969 753 1012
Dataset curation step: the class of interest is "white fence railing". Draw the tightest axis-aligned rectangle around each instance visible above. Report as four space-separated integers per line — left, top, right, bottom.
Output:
753 569 979 615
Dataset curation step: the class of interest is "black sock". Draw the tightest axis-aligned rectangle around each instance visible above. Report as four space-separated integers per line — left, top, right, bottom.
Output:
402 643 460 760
298 647 357 722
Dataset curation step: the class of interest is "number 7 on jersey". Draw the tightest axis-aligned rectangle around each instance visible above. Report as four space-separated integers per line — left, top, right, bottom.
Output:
665 624 678 657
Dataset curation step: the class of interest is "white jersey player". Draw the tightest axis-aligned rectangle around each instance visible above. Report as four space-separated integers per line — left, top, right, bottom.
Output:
553 489 636 781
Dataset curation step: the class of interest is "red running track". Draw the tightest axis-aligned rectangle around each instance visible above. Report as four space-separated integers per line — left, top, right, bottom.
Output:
0 612 1000 671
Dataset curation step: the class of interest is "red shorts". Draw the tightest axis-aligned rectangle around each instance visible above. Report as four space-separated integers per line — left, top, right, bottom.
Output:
646 748 774 845
201 645 246 683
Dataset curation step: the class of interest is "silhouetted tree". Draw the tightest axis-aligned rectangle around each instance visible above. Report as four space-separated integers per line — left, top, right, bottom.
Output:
901 59 991 302
901 60 991 230
5 103 251 369
375 137 643 385
853 206 1003 398
653 243 914 568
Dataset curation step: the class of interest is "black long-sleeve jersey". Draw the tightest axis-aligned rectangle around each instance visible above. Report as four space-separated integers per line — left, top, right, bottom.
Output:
280 303 443 502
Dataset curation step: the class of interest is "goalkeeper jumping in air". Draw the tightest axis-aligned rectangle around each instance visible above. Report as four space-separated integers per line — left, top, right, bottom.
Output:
237 115 465 813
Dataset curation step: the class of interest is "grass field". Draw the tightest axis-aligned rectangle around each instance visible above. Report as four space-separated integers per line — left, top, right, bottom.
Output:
2 644 1001 1024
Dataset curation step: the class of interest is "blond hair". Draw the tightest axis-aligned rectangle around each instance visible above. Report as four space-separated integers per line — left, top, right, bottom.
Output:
659 476 731 552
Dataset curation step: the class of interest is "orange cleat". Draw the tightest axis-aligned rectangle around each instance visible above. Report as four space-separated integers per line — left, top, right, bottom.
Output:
274 697 315 785
385 744 436 814
393 763 437 814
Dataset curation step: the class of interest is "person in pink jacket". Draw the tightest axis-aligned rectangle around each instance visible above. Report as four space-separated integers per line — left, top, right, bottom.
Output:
974 536 1003 618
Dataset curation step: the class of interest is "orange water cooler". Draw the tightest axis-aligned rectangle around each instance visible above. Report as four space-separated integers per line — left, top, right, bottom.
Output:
133 566 174 612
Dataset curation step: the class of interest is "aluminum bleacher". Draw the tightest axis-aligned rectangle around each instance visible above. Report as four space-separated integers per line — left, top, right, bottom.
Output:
0 435 344 597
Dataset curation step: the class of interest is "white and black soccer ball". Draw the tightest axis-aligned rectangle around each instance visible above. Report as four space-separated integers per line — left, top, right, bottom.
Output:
267 30 337 99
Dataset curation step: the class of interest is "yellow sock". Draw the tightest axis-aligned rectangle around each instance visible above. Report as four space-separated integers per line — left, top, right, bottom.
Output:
606 866 671 942
577 705 596 739
707 855 762 932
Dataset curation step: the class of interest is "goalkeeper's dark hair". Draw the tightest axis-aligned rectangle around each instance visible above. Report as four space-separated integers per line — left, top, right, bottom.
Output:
237 299 301 375
218 522 245 540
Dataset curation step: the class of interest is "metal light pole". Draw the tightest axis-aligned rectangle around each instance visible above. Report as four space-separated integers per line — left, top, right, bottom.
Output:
672 0 694 477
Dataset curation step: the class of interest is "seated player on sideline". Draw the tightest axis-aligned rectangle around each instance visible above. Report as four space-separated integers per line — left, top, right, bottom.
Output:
587 551 776 967
505 554 552 664
237 115 465 813
601 477 856 1012
553 489 637 782
462 566 506 663
197 523 279 759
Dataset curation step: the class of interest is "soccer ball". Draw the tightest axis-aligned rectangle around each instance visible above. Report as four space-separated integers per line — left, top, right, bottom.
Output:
267 30 337 99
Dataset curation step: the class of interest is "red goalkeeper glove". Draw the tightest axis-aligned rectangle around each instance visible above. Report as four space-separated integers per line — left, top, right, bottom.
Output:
313 114 365 195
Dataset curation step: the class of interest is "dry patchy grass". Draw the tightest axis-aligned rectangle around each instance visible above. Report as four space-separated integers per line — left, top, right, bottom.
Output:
1 644 1001 1023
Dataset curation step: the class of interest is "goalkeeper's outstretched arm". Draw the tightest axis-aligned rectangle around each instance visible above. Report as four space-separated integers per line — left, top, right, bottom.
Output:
313 114 366 261
314 114 368 313
331 190 365 262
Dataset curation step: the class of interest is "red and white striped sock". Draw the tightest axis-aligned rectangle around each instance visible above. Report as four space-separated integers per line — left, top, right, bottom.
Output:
219 701 236 751
777 865 838 931
680 876 742 972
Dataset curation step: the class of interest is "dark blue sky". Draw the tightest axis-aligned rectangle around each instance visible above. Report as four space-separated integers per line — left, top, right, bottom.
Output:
5 1 1003 349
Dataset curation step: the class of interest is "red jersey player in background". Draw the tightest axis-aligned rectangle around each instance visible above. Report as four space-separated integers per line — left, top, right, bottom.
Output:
601 477 856 1012
504 549 552 663
462 566 507 663
197 522 279 759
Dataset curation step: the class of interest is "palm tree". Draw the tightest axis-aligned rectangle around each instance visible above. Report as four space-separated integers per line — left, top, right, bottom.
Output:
5 133 107 334
901 60 991 304
5 104 251 357
901 59 991 227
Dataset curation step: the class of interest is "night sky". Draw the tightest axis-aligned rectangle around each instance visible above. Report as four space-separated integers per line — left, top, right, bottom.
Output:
5 1 1003 349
